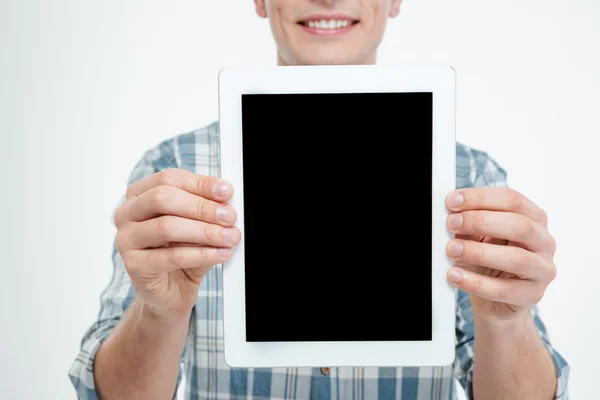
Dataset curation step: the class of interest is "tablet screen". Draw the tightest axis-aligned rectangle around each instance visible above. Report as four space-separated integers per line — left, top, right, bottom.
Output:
241 92 433 342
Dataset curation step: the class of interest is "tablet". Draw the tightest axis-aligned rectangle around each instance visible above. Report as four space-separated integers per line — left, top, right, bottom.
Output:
218 65 456 368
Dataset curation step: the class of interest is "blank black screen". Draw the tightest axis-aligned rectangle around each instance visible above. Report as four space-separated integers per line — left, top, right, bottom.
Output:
241 92 432 342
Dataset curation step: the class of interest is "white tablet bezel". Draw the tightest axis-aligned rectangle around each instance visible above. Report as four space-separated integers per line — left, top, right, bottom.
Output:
218 65 456 368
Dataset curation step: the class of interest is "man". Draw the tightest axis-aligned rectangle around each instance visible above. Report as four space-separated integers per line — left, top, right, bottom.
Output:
69 0 569 399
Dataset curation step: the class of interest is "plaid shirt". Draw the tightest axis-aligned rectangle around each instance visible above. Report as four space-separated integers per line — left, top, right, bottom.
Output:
69 121 570 399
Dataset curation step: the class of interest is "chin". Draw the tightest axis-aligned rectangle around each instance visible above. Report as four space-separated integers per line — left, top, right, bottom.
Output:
301 58 350 66
292 50 370 66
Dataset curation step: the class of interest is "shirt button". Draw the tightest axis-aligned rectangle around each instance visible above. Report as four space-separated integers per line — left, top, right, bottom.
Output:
320 367 331 376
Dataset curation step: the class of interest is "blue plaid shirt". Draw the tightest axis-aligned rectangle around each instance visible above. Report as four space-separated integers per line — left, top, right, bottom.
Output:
69 121 570 399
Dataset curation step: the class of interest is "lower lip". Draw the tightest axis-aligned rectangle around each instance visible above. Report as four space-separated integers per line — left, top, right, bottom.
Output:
299 22 358 36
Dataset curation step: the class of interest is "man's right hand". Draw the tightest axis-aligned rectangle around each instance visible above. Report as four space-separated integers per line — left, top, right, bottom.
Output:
114 168 240 320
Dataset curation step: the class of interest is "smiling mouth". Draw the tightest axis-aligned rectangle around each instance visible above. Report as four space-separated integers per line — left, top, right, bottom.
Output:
298 19 360 30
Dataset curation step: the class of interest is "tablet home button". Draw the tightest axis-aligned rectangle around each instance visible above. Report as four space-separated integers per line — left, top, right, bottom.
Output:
320 367 331 376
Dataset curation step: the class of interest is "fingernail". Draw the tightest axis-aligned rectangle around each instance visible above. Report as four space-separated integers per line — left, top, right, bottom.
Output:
212 179 232 197
447 241 463 258
448 268 464 284
223 228 239 245
218 248 233 258
216 206 235 224
448 214 463 231
446 192 464 209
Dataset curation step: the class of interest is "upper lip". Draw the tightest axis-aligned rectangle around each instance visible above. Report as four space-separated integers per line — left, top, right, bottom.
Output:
298 13 359 23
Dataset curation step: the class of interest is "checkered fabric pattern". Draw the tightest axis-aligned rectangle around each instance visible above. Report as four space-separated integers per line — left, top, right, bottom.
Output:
69 121 570 399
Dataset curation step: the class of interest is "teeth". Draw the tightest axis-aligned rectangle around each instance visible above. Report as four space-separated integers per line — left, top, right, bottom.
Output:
306 19 352 29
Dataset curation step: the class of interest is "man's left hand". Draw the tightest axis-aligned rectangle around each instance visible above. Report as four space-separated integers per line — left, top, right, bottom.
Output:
444 187 557 324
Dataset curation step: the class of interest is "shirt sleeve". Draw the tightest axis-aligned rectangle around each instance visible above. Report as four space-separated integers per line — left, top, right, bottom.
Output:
68 142 191 399
453 149 570 399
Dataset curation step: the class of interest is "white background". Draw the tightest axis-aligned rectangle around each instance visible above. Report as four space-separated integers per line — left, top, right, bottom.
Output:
1 0 598 398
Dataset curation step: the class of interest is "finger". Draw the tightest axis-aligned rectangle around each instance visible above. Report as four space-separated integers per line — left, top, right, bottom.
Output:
480 236 508 246
127 246 234 275
454 234 507 246
446 187 548 226
446 266 543 306
446 239 555 281
126 168 233 203
447 211 552 252
128 185 237 226
127 216 241 249
113 199 132 229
